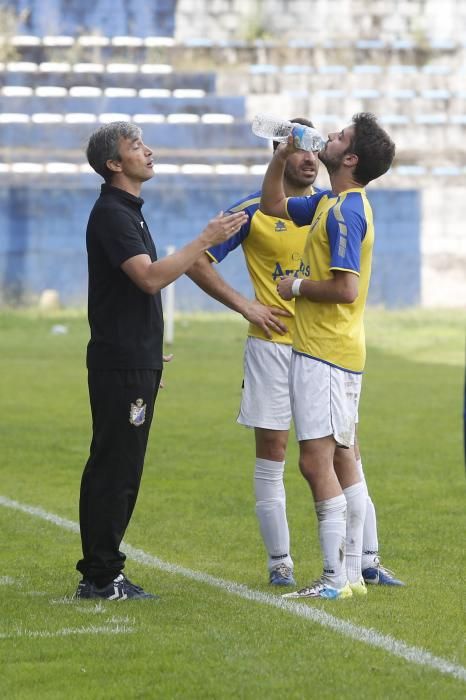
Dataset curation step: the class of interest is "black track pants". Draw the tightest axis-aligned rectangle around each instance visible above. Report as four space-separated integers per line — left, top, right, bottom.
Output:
77 368 161 585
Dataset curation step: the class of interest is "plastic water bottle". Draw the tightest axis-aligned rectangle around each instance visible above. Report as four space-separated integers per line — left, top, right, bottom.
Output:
252 114 326 152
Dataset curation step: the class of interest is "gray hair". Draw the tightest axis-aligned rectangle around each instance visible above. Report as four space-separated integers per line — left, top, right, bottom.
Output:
86 121 142 181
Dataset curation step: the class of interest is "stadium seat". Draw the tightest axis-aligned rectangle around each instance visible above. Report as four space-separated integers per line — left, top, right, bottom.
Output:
421 65 451 74
388 65 417 74
414 113 447 124
352 89 380 99
420 89 451 99
104 87 138 97
287 39 315 48
396 165 427 175
106 63 139 73
11 35 41 46
0 113 30 123
43 35 74 46
73 63 104 73
316 89 346 98
6 62 38 72
353 65 383 74
183 38 215 48
380 115 410 125
356 40 385 49
386 89 416 99
391 39 415 50
139 89 171 98
39 62 71 72
431 166 463 175
2 86 33 96
248 64 279 74
166 114 199 123
70 87 102 96
64 113 97 123
133 114 165 124
317 65 347 74
428 39 456 50
140 64 173 74
78 36 110 47
143 37 176 47
111 36 144 47
283 65 312 74
35 86 68 96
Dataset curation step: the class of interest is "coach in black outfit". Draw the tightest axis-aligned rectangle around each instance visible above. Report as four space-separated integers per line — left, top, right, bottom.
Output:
76 121 247 600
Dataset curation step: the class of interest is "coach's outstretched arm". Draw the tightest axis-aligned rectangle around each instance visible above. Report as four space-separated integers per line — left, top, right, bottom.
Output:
259 137 297 219
121 210 247 295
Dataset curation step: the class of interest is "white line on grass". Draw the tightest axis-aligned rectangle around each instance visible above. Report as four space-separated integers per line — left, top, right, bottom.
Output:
1 494 465 682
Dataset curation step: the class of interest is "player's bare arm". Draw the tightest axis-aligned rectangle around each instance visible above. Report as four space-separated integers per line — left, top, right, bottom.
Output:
121 210 247 295
187 254 290 338
260 136 298 219
277 270 359 304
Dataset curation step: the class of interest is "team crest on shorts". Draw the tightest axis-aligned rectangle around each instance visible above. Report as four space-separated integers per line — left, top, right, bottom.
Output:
129 398 146 426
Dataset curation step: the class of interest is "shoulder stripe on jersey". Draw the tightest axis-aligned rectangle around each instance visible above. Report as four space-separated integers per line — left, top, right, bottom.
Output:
229 196 261 213
333 197 345 223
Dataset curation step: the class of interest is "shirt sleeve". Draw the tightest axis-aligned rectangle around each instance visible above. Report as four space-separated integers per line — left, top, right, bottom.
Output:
327 195 367 274
286 190 329 227
93 208 149 268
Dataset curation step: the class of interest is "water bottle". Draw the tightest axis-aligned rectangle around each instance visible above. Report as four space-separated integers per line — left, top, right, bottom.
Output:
252 113 326 152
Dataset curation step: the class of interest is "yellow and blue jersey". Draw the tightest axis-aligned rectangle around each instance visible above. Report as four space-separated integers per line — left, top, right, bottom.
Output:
207 189 315 344
286 187 374 373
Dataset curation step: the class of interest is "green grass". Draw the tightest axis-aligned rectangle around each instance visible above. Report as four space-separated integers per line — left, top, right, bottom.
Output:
0 308 465 699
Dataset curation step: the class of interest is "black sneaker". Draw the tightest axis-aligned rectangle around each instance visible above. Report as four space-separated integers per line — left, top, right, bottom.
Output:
75 573 158 600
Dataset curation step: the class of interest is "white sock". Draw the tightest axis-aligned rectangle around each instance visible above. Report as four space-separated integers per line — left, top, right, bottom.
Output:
315 494 347 588
254 458 293 571
356 459 380 570
343 480 367 583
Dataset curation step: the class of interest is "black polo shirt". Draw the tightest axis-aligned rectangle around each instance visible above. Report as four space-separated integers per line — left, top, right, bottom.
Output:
86 183 164 370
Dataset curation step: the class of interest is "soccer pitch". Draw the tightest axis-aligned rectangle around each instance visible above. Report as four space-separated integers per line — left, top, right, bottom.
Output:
1 309 465 699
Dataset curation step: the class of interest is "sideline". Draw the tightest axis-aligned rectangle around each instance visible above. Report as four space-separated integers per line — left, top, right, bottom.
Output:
1 494 465 683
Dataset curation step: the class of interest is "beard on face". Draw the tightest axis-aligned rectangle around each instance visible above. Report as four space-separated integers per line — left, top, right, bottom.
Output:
284 162 317 189
318 148 340 174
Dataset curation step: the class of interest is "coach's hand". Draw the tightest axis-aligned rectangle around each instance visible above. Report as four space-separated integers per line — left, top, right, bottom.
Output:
199 210 248 248
160 353 174 389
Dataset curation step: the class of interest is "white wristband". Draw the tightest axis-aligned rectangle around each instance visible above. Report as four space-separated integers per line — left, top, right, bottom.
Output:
291 278 303 297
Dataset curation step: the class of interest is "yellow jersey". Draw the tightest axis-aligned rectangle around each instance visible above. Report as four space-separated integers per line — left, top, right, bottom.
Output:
207 189 315 344
286 188 374 372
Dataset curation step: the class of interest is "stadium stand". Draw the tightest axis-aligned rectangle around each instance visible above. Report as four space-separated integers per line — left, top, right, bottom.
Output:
0 0 465 308
1 21 465 165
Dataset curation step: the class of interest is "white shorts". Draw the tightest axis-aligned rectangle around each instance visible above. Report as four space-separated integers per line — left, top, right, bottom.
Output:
290 352 362 447
237 337 292 430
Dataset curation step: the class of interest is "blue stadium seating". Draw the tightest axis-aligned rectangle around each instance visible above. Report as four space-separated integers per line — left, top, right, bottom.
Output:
2 68 217 92
0 122 268 152
0 95 245 117
11 0 177 37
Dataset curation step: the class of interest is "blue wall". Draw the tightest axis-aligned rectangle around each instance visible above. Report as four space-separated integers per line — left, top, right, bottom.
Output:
8 0 176 37
367 190 421 307
0 175 420 308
